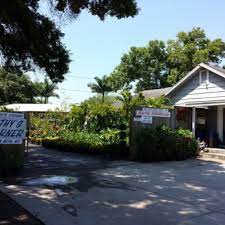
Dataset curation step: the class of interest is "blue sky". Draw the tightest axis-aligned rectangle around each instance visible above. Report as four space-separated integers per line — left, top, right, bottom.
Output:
48 0 225 104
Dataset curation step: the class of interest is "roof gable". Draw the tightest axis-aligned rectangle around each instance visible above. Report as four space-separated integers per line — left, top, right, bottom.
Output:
165 63 225 96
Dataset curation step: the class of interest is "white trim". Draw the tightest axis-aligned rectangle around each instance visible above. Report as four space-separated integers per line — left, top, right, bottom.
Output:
192 107 196 137
165 63 225 96
206 70 209 89
217 106 224 142
199 71 202 84
176 101 225 107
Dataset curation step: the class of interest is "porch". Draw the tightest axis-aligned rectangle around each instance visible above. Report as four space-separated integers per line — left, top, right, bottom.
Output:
174 105 225 148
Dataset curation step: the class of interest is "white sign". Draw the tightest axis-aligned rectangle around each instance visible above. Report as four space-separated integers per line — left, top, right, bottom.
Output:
141 116 152 124
136 108 170 118
0 113 26 144
0 139 22 144
0 112 24 118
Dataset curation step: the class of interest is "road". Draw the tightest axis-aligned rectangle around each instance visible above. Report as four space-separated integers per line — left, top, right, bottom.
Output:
1 145 225 225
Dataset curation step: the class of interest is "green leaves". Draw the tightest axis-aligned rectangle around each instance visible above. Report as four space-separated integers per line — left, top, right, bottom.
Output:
109 40 168 92
135 126 198 162
167 27 225 85
0 69 39 104
88 75 113 102
109 27 225 90
36 78 59 103
0 0 138 81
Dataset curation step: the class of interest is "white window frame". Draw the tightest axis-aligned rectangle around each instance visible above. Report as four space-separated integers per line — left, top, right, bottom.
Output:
206 70 209 88
199 70 209 87
199 71 202 84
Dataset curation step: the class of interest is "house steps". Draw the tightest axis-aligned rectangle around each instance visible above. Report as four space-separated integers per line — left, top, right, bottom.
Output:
199 148 225 162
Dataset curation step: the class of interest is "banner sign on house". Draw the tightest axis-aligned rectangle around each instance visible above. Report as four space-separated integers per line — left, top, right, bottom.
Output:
136 108 171 118
0 112 26 144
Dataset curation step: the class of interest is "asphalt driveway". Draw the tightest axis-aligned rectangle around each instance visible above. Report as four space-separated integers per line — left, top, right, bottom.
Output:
1 145 225 225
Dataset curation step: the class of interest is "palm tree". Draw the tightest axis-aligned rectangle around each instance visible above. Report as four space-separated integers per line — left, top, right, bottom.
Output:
116 89 133 118
88 75 112 103
38 78 59 103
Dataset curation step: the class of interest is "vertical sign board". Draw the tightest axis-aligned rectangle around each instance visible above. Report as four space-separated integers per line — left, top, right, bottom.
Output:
0 112 26 144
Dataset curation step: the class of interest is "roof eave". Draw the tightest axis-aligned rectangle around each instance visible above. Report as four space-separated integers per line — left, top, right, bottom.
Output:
165 63 225 96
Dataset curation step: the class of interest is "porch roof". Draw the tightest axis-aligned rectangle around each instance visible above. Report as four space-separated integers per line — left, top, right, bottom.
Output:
176 100 225 108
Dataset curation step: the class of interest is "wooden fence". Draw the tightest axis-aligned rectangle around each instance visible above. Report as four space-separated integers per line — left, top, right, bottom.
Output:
129 107 176 159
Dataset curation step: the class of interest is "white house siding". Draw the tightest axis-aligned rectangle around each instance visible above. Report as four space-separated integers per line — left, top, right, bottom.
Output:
170 71 225 106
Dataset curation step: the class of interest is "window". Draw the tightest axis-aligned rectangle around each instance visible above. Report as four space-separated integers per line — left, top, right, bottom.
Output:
199 70 209 88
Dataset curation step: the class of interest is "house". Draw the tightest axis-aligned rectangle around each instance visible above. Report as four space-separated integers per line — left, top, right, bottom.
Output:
165 62 225 147
141 87 172 98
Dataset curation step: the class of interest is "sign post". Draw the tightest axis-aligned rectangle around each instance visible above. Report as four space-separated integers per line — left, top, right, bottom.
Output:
0 112 27 177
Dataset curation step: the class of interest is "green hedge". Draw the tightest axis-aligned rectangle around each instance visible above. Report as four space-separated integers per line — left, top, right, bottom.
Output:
31 130 129 158
134 126 199 162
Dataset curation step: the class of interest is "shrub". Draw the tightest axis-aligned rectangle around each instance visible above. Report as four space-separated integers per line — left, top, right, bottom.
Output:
34 129 129 158
134 126 199 162
69 102 126 133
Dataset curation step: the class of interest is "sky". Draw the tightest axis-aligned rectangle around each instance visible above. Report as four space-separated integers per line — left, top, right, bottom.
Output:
47 0 225 104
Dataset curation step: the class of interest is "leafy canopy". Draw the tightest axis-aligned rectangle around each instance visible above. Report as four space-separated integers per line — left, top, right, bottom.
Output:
0 69 39 104
36 78 59 103
0 0 138 82
0 69 60 104
88 75 113 102
108 27 225 91
167 27 225 84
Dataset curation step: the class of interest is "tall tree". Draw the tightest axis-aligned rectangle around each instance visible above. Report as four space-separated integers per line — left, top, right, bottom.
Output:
109 40 168 92
167 27 225 85
88 75 113 102
0 0 138 82
37 78 59 103
0 69 39 104
108 27 225 91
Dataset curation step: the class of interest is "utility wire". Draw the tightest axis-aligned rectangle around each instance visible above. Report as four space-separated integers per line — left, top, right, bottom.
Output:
60 88 92 93
65 75 94 79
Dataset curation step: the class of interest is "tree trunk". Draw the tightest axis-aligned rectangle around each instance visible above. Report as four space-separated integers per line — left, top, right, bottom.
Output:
102 92 105 103
44 96 48 104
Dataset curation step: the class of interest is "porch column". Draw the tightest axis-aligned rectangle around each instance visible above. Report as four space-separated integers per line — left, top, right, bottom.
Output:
217 106 223 142
192 107 196 138
171 107 177 130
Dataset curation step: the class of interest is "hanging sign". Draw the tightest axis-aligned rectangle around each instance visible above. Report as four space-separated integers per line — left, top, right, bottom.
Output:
141 116 152 124
0 112 26 144
136 108 170 118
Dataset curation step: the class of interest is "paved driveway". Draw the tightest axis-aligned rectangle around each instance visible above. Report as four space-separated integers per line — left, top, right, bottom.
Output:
1 145 225 225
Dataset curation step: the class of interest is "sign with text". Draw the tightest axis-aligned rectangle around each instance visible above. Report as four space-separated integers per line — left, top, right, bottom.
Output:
0 112 24 118
0 112 26 144
134 116 152 124
136 108 171 118
141 116 152 124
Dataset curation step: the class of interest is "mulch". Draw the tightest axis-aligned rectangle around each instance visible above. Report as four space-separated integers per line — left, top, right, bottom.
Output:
0 191 44 225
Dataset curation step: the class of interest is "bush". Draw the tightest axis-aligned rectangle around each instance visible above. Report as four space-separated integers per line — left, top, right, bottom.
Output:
134 126 199 162
69 103 126 132
32 129 129 158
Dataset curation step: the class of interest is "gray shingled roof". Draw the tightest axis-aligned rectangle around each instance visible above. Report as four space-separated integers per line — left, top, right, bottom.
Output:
141 87 172 98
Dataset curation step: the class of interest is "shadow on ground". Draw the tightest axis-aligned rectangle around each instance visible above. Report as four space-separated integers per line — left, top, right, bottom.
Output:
1 145 225 225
